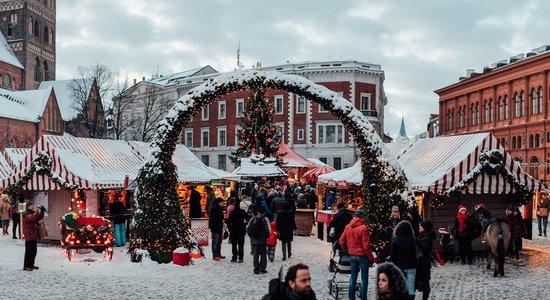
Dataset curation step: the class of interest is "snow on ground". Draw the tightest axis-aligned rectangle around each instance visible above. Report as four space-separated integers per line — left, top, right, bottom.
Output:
2 222 550 299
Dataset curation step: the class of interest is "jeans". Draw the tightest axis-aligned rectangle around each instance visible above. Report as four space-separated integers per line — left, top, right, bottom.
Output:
349 255 369 300
281 241 292 259
252 244 267 273
538 217 548 235
457 235 473 263
402 268 417 296
512 237 523 258
212 233 222 257
24 240 37 268
114 223 126 246
231 235 245 261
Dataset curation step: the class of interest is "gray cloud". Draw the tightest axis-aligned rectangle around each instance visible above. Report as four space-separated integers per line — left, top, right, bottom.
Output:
56 0 550 138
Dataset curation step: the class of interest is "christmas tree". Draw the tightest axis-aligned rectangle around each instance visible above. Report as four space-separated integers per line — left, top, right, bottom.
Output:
230 89 284 165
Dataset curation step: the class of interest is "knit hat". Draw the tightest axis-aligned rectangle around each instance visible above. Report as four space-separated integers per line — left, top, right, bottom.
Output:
26 200 34 207
391 206 400 212
354 210 366 218
420 220 433 232
475 203 486 210
458 204 466 213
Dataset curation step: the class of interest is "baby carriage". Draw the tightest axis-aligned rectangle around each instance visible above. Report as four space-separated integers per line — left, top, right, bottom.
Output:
328 242 360 299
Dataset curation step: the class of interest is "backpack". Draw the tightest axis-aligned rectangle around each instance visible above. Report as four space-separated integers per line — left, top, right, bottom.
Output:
248 217 266 238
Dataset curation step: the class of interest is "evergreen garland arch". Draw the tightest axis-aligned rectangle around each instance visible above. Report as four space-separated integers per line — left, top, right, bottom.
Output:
130 70 411 263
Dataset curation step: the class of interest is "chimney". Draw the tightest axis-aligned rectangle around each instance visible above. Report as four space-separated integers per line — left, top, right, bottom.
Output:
466 69 475 77
133 78 136 85
142 76 145 81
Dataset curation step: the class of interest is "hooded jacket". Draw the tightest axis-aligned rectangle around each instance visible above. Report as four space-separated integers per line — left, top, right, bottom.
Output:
416 230 437 290
22 208 44 241
390 221 418 270
375 262 408 300
261 267 317 300
339 217 375 261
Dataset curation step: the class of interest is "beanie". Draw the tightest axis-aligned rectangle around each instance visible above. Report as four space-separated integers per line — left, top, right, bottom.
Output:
458 204 466 213
420 220 433 232
354 210 366 218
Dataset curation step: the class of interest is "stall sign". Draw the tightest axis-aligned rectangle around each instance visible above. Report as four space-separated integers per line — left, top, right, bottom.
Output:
336 181 349 189
211 179 224 186
327 180 337 187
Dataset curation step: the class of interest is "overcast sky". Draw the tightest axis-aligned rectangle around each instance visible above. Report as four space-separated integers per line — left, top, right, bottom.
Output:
56 0 550 138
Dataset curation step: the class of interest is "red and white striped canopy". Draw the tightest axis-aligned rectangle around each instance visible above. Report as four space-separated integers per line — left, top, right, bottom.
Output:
303 165 336 178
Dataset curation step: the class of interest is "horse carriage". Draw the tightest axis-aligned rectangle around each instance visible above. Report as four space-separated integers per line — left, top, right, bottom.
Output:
60 213 115 261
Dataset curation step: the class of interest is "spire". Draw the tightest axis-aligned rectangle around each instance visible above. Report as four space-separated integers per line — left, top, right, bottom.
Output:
397 116 409 140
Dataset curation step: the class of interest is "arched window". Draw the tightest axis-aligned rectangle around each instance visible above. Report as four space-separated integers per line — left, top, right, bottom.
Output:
531 88 537 115
475 102 479 125
497 96 502 120
529 134 534 148
34 20 39 37
539 86 544 114
503 95 508 119
489 99 493 122
7 24 12 37
514 92 520 117
48 28 53 45
512 137 517 149
43 26 49 43
10 12 17 23
484 100 489 123
34 57 42 82
520 91 525 116
518 136 522 149
535 133 540 148
43 60 49 81
28 17 33 34
470 104 475 125
530 156 540 179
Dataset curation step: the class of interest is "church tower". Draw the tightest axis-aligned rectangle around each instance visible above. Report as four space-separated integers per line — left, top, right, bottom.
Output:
0 0 55 90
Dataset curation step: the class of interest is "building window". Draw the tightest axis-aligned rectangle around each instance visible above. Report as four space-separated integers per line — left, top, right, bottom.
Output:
34 20 39 37
10 12 17 23
318 124 344 144
202 105 209 120
489 99 493 122
185 129 193 147
34 57 41 82
535 134 540 148
517 136 522 149
447 109 453 130
360 93 372 111
276 122 285 144
503 95 508 119
28 17 33 34
296 96 306 113
218 155 227 170
297 129 304 141
319 157 328 164
512 137 516 149
201 155 210 166
235 125 241 146
43 61 49 81
529 134 534 148
520 91 525 116
43 26 49 43
497 96 502 120
514 92 520 117
531 88 537 115
538 86 544 114
236 98 244 117
274 95 284 114
218 101 226 119
333 157 342 170
201 129 209 147
7 24 12 37
218 127 226 147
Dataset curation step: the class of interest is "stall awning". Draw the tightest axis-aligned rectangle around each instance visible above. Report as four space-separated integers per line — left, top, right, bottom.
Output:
277 143 316 168
232 158 287 178
0 153 12 179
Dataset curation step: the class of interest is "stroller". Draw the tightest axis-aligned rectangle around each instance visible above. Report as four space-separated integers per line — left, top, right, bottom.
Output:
328 242 360 299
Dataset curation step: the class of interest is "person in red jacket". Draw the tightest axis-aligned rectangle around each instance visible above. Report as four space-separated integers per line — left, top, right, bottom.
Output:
267 221 280 262
339 210 378 300
22 201 45 271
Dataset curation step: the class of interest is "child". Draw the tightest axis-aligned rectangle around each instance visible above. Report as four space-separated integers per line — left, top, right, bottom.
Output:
267 221 280 262
438 226 455 263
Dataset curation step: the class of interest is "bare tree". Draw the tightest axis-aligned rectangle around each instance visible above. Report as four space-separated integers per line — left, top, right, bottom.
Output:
109 76 135 140
133 86 168 142
68 64 113 138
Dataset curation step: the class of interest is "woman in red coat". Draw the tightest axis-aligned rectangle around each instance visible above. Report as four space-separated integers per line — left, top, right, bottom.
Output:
22 201 45 271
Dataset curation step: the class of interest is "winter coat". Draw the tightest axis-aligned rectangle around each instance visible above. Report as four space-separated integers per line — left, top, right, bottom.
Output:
416 230 436 291
205 189 216 214
109 201 126 224
0 195 10 221
270 196 286 214
329 208 353 243
326 192 336 210
339 217 376 261
390 221 418 270
189 189 203 218
537 198 549 218
307 191 318 209
375 262 408 300
22 208 44 241
227 207 248 240
267 222 280 247
505 214 528 239
261 277 317 300
275 209 296 242
247 214 270 245
208 204 224 234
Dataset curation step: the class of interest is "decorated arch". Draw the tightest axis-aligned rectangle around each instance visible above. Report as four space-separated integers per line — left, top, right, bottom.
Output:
130 70 411 263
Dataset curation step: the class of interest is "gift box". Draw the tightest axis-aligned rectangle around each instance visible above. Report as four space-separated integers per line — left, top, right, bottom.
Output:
173 251 190 266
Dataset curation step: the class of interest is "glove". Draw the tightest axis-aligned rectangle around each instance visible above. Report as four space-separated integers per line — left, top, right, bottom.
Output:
40 206 46 213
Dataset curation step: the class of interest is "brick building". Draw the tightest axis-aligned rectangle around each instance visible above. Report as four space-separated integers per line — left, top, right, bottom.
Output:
119 61 390 171
435 45 550 184
0 0 56 90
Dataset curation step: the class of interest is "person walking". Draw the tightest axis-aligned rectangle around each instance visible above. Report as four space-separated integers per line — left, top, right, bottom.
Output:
536 195 549 237
0 192 11 235
275 201 296 261
416 220 436 300
227 198 248 263
188 186 203 218
109 197 127 247
505 206 528 260
390 220 418 300
406 206 422 238
22 201 45 271
339 210 377 300
10 197 20 239
267 221 280 262
247 206 270 274
454 204 473 265
329 202 353 244
376 262 408 300
261 263 317 300
209 198 225 261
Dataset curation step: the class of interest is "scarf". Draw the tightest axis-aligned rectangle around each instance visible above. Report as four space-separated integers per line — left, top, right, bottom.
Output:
456 212 470 235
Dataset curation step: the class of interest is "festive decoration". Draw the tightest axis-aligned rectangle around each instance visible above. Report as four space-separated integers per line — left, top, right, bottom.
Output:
230 89 285 166
131 70 409 263
59 213 114 260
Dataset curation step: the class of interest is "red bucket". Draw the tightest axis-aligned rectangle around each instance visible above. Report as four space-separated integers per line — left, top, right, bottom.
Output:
173 252 190 266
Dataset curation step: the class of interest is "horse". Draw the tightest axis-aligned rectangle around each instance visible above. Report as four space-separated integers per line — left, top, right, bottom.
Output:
473 205 511 277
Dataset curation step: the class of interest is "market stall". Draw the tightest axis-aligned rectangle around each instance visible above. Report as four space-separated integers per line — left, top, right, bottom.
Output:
277 143 315 183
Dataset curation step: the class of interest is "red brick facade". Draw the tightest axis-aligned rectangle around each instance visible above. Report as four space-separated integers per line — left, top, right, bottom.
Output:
436 51 550 184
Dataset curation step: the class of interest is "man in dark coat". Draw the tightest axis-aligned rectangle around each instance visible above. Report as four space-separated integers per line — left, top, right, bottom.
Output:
22 201 45 271
329 202 353 244
306 187 318 209
208 198 225 261
270 191 286 219
262 263 317 300
188 186 203 218
109 197 127 246
416 220 436 300
227 199 249 263
247 206 270 274
275 201 296 260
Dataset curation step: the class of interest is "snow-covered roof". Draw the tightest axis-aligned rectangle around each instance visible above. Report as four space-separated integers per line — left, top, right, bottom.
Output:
39 80 79 121
307 158 330 167
1 135 143 190
207 166 240 181
278 143 316 168
128 141 221 183
146 66 218 87
0 152 12 178
0 32 23 69
384 139 413 159
232 158 287 178
0 87 52 122
3 148 30 168
320 133 544 194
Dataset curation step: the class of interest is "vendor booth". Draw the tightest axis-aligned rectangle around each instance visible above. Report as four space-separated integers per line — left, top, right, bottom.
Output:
277 143 315 183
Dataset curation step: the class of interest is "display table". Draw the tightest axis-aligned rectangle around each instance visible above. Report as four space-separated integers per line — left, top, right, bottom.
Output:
295 209 315 236
316 210 336 241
